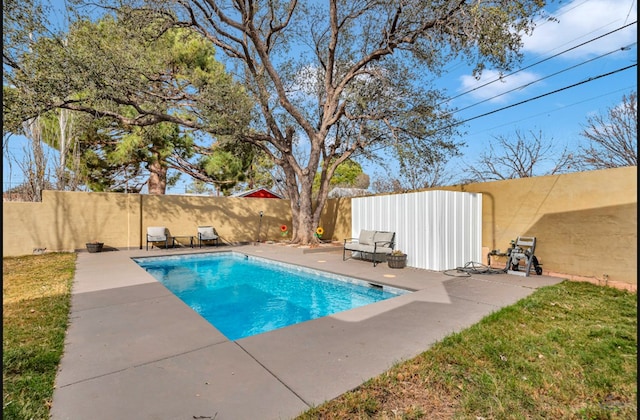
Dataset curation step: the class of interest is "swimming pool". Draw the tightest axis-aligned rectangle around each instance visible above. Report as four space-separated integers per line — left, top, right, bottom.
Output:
133 252 409 340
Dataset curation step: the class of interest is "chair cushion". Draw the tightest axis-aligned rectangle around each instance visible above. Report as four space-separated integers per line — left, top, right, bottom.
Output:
147 226 166 241
358 230 376 246
374 231 394 248
198 226 218 240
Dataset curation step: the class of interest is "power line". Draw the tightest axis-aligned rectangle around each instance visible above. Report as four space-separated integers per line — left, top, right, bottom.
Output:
360 19 638 155
457 64 636 126
453 43 636 115
624 0 637 23
441 20 637 106
437 0 593 75
456 84 637 137
361 64 637 156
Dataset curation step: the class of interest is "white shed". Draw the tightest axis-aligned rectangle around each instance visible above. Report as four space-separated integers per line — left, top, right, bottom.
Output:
351 190 482 271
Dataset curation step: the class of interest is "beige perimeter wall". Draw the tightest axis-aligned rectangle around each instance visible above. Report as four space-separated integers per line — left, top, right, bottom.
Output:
429 166 637 291
3 193 293 254
3 166 636 290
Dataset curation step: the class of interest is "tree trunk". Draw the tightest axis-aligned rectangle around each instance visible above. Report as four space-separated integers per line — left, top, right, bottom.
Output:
292 195 318 244
57 110 68 190
281 157 316 245
22 117 47 202
148 160 167 195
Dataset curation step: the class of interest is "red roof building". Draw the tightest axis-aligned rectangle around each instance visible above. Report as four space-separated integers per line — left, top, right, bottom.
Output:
234 188 283 199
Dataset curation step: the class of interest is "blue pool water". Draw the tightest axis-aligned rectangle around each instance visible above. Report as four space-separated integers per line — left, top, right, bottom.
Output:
133 252 408 340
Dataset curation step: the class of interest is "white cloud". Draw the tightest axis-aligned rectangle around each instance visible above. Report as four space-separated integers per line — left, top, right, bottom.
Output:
523 0 637 59
455 0 636 102
458 70 540 102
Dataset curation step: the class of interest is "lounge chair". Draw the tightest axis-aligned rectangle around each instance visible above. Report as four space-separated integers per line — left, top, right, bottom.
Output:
146 226 168 250
197 226 219 247
343 229 395 267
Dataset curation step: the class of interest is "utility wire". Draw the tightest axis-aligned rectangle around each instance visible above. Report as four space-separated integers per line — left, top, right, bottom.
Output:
441 20 636 106
361 63 637 156
456 64 636 126
624 0 636 23
453 43 636 115
458 84 636 136
437 0 591 75
390 21 639 156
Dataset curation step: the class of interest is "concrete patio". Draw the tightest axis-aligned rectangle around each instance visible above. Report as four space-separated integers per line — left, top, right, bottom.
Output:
50 243 563 420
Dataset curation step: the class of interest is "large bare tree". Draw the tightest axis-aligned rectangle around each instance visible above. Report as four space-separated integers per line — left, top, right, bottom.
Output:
576 91 637 170
6 0 549 243
460 130 575 182
153 0 547 243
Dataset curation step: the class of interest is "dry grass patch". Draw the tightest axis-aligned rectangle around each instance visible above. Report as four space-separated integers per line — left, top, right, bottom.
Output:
3 253 75 420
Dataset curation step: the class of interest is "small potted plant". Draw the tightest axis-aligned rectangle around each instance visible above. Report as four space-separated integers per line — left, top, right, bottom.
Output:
86 241 104 253
387 250 407 269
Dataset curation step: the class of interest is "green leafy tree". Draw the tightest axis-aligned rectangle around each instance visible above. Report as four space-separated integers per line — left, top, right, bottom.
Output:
2 0 55 85
30 110 126 192
3 1 66 199
185 180 215 195
312 159 369 194
202 150 246 196
4 8 253 194
192 140 276 196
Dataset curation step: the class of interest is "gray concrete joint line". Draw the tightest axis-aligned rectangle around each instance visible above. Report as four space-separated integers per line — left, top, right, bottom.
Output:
50 248 563 418
69 293 174 313
234 341 313 409
449 294 503 308
56 341 227 389
450 275 538 290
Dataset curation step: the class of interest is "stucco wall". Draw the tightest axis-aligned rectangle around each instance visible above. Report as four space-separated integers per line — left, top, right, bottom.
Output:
318 197 352 244
3 192 293 254
427 166 637 290
3 166 636 290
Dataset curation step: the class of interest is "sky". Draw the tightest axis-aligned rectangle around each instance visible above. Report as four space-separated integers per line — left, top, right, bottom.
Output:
2 0 637 194
438 0 637 179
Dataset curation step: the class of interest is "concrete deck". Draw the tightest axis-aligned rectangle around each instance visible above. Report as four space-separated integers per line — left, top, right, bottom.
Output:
51 243 563 420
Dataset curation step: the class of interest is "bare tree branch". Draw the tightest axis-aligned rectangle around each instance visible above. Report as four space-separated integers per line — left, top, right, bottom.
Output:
576 91 637 170
462 130 575 182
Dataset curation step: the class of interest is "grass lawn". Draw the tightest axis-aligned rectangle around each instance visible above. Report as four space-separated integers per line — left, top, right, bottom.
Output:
3 253 75 420
297 281 637 419
3 253 637 419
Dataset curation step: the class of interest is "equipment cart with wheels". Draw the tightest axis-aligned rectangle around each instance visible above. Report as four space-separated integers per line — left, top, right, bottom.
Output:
505 236 543 277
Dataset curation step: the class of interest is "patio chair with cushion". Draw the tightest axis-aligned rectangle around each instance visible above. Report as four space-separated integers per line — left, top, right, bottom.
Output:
197 226 219 247
343 229 395 267
146 226 168 250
